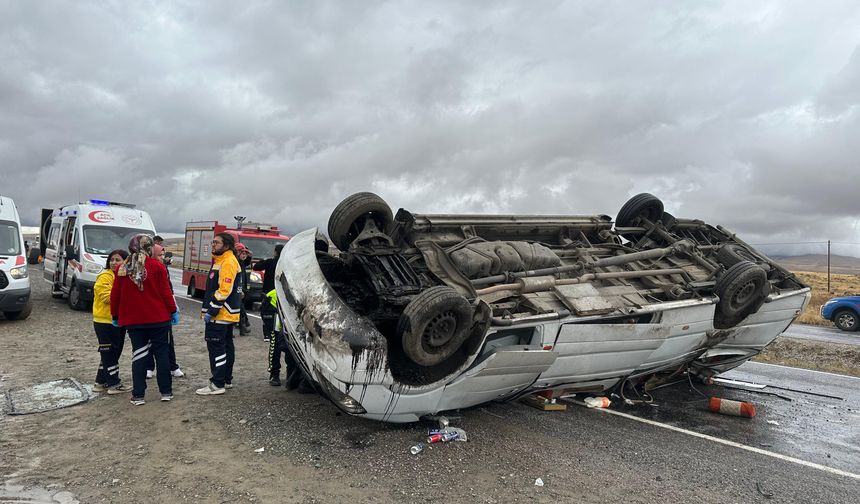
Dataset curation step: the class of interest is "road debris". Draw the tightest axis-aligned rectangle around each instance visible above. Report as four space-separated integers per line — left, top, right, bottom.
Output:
409 442 425 455
584 396 611 409
766 420 780 426
708 397 756 418
254 447 265 453
520 393 568 411
534 478 544 487
756 481 774 499
712 376 844 401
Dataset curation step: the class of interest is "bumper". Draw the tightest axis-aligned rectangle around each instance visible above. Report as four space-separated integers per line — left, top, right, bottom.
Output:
76 279 96 302
693 288 811 375
0 287 31 311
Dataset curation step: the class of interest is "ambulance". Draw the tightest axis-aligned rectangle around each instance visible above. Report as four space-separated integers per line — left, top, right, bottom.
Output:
41 200 156 310
0 195 31 320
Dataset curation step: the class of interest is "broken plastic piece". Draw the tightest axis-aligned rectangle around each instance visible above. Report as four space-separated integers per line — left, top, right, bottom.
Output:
254 447 265 453
534 478 544 487
584 396 611 409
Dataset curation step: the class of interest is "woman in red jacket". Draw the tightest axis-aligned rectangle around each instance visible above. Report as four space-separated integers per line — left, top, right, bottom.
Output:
111 234 180 405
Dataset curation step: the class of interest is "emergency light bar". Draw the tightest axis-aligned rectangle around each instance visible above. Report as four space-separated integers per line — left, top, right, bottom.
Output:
86 199 137 208
243 221 275 232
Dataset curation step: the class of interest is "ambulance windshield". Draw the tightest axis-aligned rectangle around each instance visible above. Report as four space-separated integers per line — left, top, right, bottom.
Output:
83 226 154 255
0 220 22 255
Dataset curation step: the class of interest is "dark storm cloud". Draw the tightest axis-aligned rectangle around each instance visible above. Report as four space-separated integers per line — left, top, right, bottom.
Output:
1 0 859 257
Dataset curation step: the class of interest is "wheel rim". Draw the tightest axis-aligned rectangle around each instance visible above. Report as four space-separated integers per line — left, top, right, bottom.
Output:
422 311 458 352
730 280 758 310
837 313 856 329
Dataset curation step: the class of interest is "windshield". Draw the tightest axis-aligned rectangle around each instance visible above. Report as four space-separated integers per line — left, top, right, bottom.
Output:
83 226 154 255
239 236 289 259
0 220 22 255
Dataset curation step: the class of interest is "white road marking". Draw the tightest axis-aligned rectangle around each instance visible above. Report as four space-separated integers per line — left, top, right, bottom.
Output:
173 293 262 320
746 361 860 381
564 399 860 481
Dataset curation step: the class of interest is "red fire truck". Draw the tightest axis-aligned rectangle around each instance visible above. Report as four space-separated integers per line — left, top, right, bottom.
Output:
182 220 290 307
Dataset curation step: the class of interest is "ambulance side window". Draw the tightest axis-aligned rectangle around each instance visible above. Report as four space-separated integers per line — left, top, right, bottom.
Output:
48 223 61 249
63 218 76 247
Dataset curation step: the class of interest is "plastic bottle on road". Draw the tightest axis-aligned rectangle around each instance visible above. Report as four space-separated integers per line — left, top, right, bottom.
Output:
584 396 611 408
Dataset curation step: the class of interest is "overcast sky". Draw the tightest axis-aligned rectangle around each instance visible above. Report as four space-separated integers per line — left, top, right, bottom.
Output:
2 1 859 256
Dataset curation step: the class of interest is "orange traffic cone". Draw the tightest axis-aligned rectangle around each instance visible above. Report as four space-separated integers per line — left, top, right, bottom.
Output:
709 397 756 418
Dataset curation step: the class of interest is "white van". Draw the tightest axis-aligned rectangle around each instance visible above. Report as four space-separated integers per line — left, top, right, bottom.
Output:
0 195 32 320
42 200 156 310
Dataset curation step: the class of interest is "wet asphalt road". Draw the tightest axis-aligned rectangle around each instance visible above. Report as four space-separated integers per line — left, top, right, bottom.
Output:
168 268 859 501
609 361 860 475
782 323 860 346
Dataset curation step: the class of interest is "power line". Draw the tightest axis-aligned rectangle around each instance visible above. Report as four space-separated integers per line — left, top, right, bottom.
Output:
750 241 860 246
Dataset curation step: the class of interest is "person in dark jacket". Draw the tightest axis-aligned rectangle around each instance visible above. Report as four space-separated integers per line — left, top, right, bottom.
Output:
251 244 283 342
236 243 253 336
111 234 179 405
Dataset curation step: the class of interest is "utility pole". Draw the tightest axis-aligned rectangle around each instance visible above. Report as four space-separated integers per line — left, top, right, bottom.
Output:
827 239 831 293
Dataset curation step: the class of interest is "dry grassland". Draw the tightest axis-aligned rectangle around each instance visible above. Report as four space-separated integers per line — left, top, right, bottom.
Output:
792 271 860 326
753 338 860 377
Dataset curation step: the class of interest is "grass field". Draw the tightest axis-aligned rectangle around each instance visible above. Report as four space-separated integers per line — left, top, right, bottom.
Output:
792 271 860 326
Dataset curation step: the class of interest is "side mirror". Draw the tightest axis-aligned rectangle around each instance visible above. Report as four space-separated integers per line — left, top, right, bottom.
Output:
65 245 77 261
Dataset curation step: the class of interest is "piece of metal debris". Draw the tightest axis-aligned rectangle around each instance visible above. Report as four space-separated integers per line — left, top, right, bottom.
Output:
3 378 90 415
756 481 774 499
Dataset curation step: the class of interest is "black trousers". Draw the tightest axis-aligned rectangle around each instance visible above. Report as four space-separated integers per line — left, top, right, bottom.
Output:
205 323 235 388
145 327 179 372
239 303 250 333
284 337 304 390
128 326 171 398
94 322 125 387
268 329 288 377
260 302 276 340
269 326 305 390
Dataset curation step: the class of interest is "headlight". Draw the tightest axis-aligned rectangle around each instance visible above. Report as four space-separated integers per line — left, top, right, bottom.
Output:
85 262 103 274
9 266 28 279
316 371 366 415
250 272 262 283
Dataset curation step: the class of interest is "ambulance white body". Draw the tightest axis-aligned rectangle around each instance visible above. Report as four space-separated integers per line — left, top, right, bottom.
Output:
0 195 32 320
42 200 156 310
